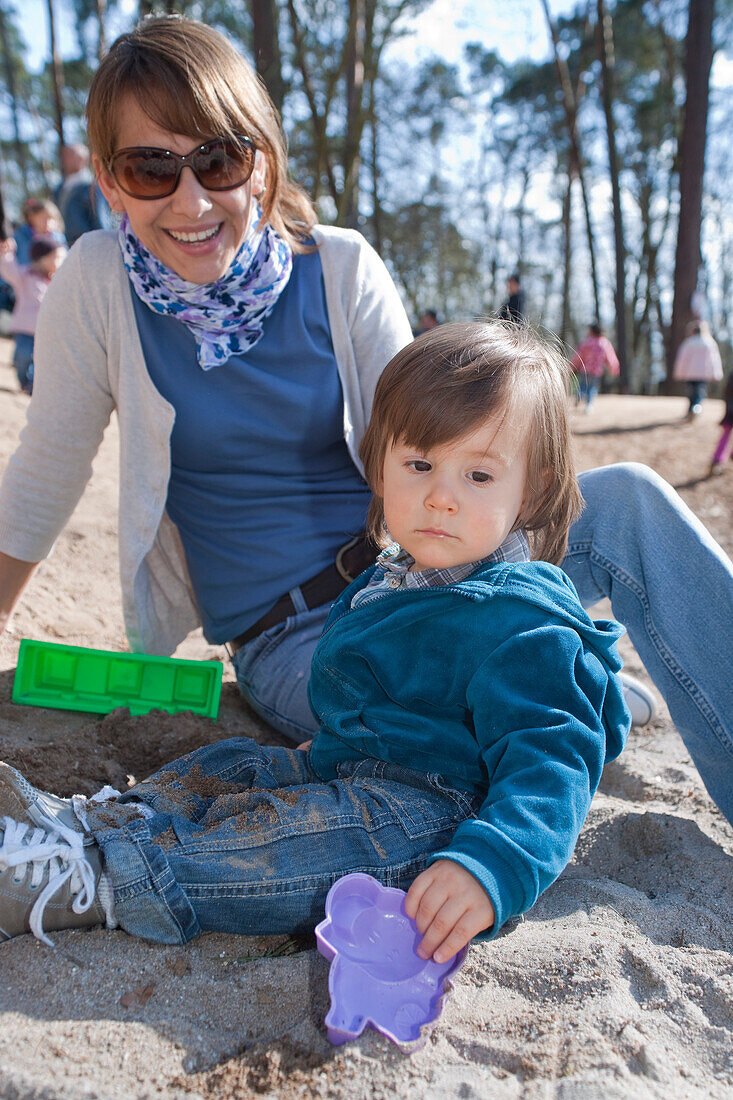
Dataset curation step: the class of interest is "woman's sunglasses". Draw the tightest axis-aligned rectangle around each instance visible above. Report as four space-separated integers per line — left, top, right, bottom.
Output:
108 135 257 200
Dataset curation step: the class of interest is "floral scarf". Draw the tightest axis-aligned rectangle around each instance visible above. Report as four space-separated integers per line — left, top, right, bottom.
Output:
118 204 292 370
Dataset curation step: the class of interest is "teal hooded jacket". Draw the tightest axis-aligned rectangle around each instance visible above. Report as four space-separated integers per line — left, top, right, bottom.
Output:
307 559 631 935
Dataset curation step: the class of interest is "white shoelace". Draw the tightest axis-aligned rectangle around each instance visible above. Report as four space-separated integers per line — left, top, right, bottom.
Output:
0 813 97 947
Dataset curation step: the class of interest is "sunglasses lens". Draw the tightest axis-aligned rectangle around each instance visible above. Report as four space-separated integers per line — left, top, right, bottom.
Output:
193 138 256 190
115 150 180 198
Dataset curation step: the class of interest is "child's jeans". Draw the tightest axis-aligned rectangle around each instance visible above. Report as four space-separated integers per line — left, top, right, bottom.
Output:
85 738 480 944
686 380 707 413
232 464 733 824
578 374 601 407
12 333 34 393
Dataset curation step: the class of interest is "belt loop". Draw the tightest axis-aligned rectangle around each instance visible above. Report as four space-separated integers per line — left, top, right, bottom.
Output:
289 584 308 614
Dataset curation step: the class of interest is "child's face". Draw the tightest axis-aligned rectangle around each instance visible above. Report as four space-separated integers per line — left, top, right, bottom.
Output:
36 248 66 277
379 410 530 572
28 210 53 234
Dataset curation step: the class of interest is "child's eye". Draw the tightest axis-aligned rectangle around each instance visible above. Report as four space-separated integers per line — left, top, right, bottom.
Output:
407 460 432 472
468 470 493 484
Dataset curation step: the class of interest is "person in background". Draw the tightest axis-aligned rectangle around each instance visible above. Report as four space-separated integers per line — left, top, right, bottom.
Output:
570 322 620 413
672 320 723 422
413 308 441 337
708 371 733 477
0 236 66 394
499 273 525 324
12 199 65 264
54 143 113 245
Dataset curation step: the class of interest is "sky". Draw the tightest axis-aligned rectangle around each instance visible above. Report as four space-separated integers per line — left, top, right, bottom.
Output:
16 0 582 73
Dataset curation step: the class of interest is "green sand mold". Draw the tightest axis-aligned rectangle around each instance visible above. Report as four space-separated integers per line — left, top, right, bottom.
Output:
12 640 223 719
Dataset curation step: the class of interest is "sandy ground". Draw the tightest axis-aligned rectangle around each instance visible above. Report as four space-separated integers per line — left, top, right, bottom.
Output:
0 338 731 1100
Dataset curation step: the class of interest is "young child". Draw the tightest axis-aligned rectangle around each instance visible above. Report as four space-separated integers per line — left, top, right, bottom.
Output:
0 236 66 394
0 321 630 960
12 198 65 265
570 322 620 412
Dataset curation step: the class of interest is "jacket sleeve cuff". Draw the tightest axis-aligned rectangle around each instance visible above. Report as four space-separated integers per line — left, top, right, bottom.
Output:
426 824 534 939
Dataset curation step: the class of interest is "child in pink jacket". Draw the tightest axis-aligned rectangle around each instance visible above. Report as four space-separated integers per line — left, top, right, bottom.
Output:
0 237 66 394
571 322 620 412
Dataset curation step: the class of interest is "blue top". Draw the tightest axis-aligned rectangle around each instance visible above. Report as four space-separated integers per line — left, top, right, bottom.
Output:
308 559 631 937
132 247 372 642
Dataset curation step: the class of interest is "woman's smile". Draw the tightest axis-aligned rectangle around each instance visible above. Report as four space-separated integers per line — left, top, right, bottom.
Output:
165 223 223 245
96 95 263 284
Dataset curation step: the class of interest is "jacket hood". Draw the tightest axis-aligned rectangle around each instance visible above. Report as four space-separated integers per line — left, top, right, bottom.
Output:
444 559 625 673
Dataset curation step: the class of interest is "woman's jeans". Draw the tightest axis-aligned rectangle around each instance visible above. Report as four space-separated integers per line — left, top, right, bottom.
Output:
234 463 733 823
85 741 480 943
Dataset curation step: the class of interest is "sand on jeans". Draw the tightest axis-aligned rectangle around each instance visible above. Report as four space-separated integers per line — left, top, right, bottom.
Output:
0 342 730 1100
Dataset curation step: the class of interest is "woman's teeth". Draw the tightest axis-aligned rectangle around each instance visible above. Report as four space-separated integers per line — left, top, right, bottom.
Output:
168 225 220 243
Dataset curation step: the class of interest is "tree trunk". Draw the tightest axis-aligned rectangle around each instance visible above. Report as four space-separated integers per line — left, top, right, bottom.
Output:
667 0 715 377
367 75 382 253
540 0 601 324
339 0 366 228
45 0 65 167
250 0 284 118
286 0 338 204
0 5 29 198
560 165 572 348
93 0 107 62
0 171 8 239
596 0 629 390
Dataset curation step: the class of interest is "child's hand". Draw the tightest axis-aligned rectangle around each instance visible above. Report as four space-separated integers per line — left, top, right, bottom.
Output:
405 860 495 963
296 739 312 750
0 238 16 256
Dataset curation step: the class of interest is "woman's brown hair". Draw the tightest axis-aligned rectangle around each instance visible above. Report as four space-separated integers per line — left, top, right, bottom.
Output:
359 321 584 565
86 15 316 252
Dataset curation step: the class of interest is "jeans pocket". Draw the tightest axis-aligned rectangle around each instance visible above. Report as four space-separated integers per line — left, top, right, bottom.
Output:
423 772 481 818
234 617 295 688
355 771 476 841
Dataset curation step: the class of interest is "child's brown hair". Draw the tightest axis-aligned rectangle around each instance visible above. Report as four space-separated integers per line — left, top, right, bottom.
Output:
360 320 583 565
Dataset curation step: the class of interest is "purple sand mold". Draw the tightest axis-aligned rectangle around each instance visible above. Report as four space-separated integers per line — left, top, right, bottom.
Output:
315 872 467 1048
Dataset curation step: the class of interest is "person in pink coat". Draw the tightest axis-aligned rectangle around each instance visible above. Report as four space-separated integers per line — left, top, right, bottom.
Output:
570 322 620 412
673 320 724 422
0 237 67 394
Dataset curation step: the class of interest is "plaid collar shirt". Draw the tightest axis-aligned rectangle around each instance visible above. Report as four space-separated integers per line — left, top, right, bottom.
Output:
350 530 531 610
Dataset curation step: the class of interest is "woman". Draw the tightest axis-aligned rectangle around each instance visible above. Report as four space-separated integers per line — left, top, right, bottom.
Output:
0 16 730 823
672 320 723 421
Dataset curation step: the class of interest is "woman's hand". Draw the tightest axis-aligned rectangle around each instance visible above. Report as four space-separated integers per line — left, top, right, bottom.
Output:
405 859 495 963
0 238 17 256
296 739 312 751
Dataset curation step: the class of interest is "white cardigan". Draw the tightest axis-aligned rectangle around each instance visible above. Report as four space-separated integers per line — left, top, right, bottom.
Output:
0 226 413 654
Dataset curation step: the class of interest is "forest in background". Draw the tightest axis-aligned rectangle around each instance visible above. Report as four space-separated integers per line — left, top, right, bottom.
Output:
0 0 731 390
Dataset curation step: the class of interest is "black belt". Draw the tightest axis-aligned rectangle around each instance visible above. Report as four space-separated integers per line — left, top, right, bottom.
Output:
228 535 379 653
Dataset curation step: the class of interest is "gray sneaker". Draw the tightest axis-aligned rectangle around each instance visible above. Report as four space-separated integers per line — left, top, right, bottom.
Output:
0 761 91 844
619 672 657 727
0 811 106 945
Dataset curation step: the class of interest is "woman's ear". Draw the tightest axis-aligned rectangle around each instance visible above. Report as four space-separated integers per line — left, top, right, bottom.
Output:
251 150 267 199
94 155 127 215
